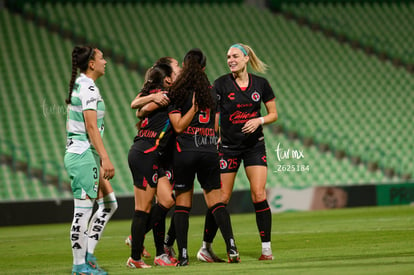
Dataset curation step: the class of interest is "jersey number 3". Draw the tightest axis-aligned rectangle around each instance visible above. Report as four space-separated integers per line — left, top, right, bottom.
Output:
199 109 210 123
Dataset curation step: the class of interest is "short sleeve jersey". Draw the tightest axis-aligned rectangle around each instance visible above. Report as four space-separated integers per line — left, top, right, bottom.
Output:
215 73 275 150
168 88 218 153
66 73 105 154
133 89 173 154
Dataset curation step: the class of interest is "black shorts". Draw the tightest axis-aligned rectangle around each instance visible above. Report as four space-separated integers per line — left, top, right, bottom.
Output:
219 141 267 173
159 149 174 183
158 164 174 183
173 151 221 191
128 146 172 188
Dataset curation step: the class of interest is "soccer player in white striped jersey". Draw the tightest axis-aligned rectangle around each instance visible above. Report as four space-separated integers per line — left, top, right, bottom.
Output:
64 46 116 275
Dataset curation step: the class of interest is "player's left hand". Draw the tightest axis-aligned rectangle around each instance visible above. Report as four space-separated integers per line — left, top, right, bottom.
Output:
242 118 262 134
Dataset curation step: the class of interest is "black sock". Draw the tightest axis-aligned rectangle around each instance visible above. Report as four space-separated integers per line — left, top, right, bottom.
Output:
254 200 272 242
211 203 236 252
203 206 219 243
145 204 157 234
151 203 170 256
131 210 150 260
174 205 191 260
165 210 176 247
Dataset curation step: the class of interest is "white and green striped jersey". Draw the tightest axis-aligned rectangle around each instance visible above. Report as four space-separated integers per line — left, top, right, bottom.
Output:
66 73 105 154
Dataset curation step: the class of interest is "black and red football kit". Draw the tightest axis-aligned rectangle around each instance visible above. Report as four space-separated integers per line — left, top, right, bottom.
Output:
128 89 174 188
214 73 275 173
168 88 221 191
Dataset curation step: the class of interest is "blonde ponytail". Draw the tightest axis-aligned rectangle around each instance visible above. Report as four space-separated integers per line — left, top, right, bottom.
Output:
237 43 268 73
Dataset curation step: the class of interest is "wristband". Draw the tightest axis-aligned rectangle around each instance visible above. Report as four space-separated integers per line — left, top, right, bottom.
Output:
259 117 264 125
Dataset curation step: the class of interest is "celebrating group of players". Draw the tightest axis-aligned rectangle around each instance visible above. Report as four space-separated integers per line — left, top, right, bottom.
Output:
64 43 278 274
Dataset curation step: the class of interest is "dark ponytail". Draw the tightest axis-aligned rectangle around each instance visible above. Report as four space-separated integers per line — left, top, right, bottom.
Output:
66 46 95 104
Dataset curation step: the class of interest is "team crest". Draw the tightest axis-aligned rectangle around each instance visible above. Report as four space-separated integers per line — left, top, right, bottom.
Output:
220 159 228 169
165 170 172 180
152 173 158 183
251 91 260 102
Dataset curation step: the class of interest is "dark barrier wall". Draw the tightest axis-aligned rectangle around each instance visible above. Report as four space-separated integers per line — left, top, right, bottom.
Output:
1 183 413 226
0 190 254 226
269 0 414 10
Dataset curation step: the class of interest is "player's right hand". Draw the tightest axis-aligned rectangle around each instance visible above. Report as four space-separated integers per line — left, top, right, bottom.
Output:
152 91 170 106
101 157 115 180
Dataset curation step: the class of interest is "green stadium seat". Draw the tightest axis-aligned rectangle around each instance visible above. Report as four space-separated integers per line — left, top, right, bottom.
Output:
1 1 410 201
281 1 414 64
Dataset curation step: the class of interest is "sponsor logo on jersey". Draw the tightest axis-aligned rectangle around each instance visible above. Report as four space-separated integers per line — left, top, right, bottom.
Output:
251 91 260 102
229 111 258 123
86 97 97 106
237 103 253 108
220 159 228 169
66 138 73 148
88 86 95 91
228 92 235 100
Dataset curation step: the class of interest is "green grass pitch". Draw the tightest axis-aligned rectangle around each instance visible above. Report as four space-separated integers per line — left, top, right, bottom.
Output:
0 205 413 274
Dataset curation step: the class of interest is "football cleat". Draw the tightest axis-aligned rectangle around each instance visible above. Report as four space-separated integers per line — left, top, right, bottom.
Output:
175 257 189 267
227 248 240 263
196 247 225 263
126 257 152 269
72 263 107 275
164 245 177 263
86 252 105 272
125 235 151 258
154 253 176 266
259 248 274 260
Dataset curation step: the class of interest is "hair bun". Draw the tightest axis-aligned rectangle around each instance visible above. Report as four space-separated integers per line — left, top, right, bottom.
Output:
184 48 206 68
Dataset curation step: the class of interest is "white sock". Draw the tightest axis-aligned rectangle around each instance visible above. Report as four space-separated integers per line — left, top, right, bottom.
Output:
262 242 272 253
71 199 94 265
87 192 118 254
202 241 212 249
